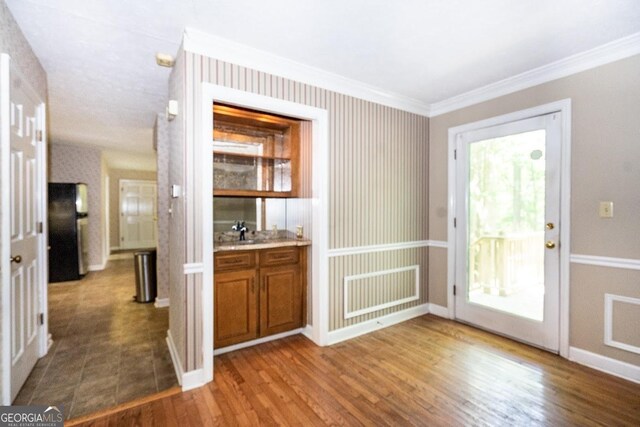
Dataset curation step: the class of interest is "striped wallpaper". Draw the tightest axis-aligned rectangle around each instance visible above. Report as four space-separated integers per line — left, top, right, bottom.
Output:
171 49 429 370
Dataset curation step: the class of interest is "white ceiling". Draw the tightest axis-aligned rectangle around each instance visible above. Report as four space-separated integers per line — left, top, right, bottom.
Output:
6 0 640 158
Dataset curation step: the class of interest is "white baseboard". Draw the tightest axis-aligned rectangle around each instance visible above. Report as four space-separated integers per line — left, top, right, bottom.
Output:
302 325 314 341
214 328 304 356
154 298 170 308
181 368 207 391
569 347 640 384
166 330 184 386
428 303 450 318
327 304 429 345
88 260 107 271
109 253 135 261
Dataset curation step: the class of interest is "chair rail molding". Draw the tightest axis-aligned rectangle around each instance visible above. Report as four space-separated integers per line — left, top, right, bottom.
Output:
570 254 640 271
328 240 445 258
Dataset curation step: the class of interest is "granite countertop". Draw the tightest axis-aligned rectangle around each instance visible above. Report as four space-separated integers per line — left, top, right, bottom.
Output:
214 238 311 252
214 229 311 252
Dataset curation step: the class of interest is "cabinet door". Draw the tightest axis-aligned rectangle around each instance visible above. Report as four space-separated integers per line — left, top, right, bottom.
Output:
259 265 302 337
214 269 258 348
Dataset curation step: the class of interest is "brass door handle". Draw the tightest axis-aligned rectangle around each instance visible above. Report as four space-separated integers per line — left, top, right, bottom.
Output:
545 241 556 249
10 255 22 264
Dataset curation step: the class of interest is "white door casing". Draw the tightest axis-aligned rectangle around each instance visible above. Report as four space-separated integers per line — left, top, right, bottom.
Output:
119 180 157 250
447 100 572 358
196 83 330 389
1 53 46 403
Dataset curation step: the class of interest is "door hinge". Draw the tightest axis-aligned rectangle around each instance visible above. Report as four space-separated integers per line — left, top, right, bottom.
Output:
453 285 457 296
454 149 457 160
453 217 457 228
37 222 43 234
36 130 43 142
38 313 44 326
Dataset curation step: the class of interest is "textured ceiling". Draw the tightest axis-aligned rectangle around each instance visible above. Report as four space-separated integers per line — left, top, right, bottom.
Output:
6 0 640 157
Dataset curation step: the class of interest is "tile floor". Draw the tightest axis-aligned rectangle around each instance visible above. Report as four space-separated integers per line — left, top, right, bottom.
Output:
13 259 178 419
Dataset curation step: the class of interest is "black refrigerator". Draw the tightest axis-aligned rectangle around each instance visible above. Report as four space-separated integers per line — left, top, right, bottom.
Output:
48 183 89 282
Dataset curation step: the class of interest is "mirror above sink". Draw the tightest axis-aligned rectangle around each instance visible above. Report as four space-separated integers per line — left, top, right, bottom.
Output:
213 197 288 233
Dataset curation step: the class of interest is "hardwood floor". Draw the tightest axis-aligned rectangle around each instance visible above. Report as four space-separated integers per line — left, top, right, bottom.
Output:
69 315 640 426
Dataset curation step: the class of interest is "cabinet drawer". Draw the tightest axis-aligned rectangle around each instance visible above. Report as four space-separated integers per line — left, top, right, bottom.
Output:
214 251 256 271
260 247 298 267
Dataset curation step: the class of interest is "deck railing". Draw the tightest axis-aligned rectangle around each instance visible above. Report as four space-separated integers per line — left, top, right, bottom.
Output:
469 232 544 296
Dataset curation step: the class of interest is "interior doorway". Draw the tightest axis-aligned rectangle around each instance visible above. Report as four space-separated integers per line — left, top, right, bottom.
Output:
447 101 572 355
119 179 157 250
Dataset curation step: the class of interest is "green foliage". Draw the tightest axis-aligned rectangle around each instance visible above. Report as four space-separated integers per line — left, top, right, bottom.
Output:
468 130 546 244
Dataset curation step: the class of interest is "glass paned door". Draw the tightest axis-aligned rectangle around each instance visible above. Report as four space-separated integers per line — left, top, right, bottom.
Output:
455 113 561 351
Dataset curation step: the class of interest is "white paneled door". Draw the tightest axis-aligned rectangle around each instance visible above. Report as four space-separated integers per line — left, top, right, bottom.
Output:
119 180 157 249
1 54 46 403
454 113 562 352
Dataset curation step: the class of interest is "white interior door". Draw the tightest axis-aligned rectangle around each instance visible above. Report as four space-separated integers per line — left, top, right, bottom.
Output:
455 113 561 351
1 55 43 402
119 180 157 249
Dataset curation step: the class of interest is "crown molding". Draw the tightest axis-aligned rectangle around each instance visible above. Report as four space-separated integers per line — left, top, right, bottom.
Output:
430 32 640 117
182 28 431 117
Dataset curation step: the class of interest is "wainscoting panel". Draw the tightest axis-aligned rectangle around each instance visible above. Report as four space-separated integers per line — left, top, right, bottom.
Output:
605 293 640 355
344 265 419 319
330 247 428 330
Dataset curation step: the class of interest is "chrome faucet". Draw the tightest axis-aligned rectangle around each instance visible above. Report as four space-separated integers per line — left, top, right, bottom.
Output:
232 220 248 241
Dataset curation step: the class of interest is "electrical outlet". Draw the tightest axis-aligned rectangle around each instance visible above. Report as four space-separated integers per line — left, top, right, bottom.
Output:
599 201 613 218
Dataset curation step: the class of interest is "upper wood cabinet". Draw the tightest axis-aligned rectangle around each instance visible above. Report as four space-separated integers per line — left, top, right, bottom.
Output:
213 104 300 198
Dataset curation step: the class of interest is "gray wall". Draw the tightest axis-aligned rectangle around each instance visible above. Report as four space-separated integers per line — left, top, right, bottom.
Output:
154 115 170 302
428 54 640 366
0 0 47 403
167 50 187 369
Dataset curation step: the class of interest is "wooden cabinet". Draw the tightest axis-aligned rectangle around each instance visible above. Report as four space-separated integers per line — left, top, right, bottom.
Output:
214 250 256 272
213 246 306 348
260 265 302 337
214 269 258 348
212 104 300 198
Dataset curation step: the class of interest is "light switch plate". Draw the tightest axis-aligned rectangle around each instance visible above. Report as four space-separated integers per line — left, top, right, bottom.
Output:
599 201 613 218
171 184 181 198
